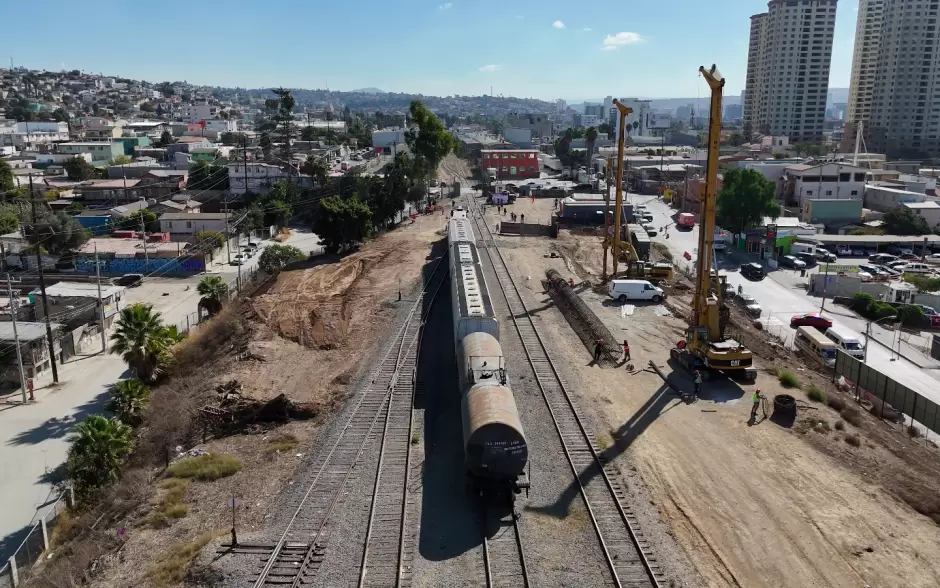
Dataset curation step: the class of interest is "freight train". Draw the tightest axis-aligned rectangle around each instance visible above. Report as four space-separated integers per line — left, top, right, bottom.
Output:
447 216 529 499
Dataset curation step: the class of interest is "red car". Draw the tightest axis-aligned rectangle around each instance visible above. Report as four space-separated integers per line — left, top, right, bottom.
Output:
790 313 833 329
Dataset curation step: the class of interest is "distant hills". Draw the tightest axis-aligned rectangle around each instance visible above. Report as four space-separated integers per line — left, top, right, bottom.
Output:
569 88 849 113
350 87 386 94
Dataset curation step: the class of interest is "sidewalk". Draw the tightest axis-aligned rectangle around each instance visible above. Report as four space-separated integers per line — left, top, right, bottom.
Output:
867 323 940 369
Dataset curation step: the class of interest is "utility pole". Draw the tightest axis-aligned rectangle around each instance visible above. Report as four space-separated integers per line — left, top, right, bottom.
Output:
602 155 612 281
94 245 107 352
29 175 58 384
611 101 633 277
6 273 27 403
224 194 231 264
139 203 149 269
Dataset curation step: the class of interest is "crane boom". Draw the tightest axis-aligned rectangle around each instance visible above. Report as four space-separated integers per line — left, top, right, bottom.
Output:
693 65 725 332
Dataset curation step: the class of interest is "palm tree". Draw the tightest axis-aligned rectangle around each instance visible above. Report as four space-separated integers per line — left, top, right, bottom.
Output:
67 415 132 498
110 303 170 382
105 378 150 425
585 126 598 167
197 276 229 318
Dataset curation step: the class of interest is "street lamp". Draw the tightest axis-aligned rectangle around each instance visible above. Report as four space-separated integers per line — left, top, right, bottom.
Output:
863 314 897 363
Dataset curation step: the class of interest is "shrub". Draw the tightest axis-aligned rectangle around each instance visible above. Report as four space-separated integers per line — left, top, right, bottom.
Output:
166 454 242 481
834 420 845 431
871 302 897 320
812 420 831 434
778 370 801 388
898 304 925 328
841 408 863 427
851 292 875 314
147 530 226 587
266 433 299 454
908 425 922 438
766 365 780 377
806 384 826 403
845 433 861 447
827 394 846 411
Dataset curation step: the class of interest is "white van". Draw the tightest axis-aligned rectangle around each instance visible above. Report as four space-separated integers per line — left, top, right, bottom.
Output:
608 279 665 303
794 326 838 367
824 325 865 359
899 262 931 274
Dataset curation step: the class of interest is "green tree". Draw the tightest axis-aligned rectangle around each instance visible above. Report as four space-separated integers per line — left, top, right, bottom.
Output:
109 155 133 166
0 160 14 194
197 275 229 317
772 152 786 160
727 132 745 146
301 155 329 186
271 88 295 162
52 108 71 124
105 378 150 426
260 132 273 160
312 194 373 253
716 168 781 234
156 81 175 97
25 207 89 253
110 303 171 382
584 126 598 162
554 128 574 166
66 415 132 500
159 130 174 146
883 205 931 235
0 204 19 234
258 244 306 274
301 126 317 141
64 156 96 181
139 101 156 113
65 201 84 215
188 160 229 190
597 122 612 137
243 203 266 233
114 209 158 232
195 230 226 250
405 100 454 182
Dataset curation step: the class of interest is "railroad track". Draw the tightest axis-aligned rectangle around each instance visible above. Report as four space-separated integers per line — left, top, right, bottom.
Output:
468 199 664 588
250 259 445 588
482 506 529 588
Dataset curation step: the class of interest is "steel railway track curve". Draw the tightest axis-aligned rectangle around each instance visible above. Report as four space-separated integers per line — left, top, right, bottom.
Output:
468 198 664 588
251 258 446 588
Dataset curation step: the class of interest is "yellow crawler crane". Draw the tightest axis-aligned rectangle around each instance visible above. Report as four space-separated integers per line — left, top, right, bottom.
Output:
670 65 757 381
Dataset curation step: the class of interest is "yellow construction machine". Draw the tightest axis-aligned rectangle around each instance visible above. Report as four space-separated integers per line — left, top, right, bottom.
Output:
670 65 757 381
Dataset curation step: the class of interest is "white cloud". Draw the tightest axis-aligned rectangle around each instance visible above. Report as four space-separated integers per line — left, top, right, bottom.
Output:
438 2 452 10
580 27 592 32
552 20 565 29
602 31 643 50
478 64 501 72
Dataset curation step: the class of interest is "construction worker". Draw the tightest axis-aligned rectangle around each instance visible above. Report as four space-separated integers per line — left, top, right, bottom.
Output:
594 339 605 363
520 213 525 223
693 370 702 398
621 339 631 364
750 389 763 421
568 277 575 287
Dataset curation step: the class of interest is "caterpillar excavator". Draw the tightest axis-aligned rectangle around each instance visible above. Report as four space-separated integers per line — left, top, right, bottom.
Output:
670 65 757 381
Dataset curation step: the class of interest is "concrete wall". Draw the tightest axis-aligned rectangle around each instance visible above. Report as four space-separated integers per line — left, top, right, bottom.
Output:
808 273 888 299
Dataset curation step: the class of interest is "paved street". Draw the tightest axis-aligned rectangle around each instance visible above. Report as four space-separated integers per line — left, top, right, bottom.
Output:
0 229 322 562
640 198 940 404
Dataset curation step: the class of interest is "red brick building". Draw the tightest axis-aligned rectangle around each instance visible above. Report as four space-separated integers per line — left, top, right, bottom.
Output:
481 149 541 180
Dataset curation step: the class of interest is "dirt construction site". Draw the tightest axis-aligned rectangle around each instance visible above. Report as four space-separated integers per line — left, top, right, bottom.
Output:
488 190 940 587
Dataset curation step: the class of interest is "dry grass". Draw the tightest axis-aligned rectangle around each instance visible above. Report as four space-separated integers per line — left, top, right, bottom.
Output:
845 434 861 447
778 370 801 388
595 432 613 451
827 394 847 412
166 454 242 481
140 478 191 529
834 420 845 431
806 385 826 403
841 408 863 427
266 433 299 454
146 530 226 587
908 425 922 438
812 420 831 434
765 365 781 377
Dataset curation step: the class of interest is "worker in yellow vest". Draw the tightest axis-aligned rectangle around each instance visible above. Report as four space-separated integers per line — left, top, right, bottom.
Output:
750 389 763 421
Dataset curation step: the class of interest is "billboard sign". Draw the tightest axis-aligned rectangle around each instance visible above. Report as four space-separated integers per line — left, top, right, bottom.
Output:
648 113 672 129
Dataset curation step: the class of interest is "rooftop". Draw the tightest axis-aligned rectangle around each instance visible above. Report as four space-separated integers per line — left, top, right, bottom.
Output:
77 179 142 189
160 212 228 221
143 170 188 178
78 238 184 255
43 281 124 300
902 201 940 209
811 234 940 244
0 321 64 343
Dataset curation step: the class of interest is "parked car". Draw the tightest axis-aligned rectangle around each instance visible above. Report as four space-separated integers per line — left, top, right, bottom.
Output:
858 264 887 277
899 253 920 261
793 252 817 267
887 260 909 269
735 293 762 317
916 304 938 316
815 249 837 263
836 245 853 256
115 273 144 287
231 255 245 266
857 270 873 282
644 226 657 237
875 264 901 277
869 253 898 264
740 262 765 280
241 247 254 258
779 255 807 269
790 313 833 330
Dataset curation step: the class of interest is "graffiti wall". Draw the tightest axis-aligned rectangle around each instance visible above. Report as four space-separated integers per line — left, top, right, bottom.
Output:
74 255 206 276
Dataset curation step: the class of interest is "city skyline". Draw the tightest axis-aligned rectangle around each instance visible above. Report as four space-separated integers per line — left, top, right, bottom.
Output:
1 0 859 101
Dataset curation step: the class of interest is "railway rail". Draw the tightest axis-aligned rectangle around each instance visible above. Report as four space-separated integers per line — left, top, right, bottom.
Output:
468 198 664 588
250 259 446 588
482 506 530 588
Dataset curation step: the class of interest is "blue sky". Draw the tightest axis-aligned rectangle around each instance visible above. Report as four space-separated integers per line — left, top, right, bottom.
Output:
1 0 858 100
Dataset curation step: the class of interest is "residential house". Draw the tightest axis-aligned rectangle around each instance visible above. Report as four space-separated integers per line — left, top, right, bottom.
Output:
780 163 868 207
864 183 928 212
57 141 125 162
75 199 149 233
149 199 201 215
228 162 309 194
113 136 152 156
159 212 230 240
72 178 142 203
799 199 864 226
902 201 940 229
178 101 219 123
35 281 126 332
0 321 64 385
0 121 69 150
139 170 188 199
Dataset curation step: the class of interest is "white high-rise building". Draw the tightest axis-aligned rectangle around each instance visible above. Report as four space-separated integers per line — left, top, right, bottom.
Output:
866 0 940 157
743 0 838 142
841 0 884 151
602 96 651 140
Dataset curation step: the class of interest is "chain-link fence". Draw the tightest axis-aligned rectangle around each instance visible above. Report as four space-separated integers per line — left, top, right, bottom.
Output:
0 489 72 588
